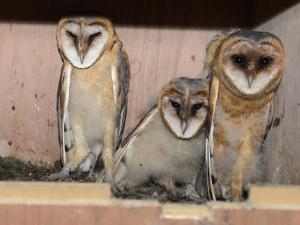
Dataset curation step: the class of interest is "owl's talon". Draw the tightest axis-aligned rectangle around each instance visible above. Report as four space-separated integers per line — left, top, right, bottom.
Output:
104 170 114 185
165 183 187 198
185 184 205 203
78 152 97 173
96 170 106 182
220 184 233 201
113 181 129 194
48 166 71 181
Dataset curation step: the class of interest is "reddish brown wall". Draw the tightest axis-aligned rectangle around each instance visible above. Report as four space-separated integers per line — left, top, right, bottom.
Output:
0 183 299 225
0 0 300 186
256 2 300 184
0 201 299 225
0 22 216 164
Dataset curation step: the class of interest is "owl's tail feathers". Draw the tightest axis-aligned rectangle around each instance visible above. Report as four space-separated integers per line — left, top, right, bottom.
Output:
112 143 131 181
113 148 124 174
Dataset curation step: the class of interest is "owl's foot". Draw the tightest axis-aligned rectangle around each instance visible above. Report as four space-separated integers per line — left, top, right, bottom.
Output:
76 152 98 176
230 182 242 201
185 184 205 203
217 183 242 201
219 184 233 201
157 176 184 197
95 170 106 182
48 165 71 181
169 185 187 198
114 180 128 192
104 170 114 183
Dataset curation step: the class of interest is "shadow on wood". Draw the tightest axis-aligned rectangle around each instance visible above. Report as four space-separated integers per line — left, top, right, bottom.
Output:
1 0 254 27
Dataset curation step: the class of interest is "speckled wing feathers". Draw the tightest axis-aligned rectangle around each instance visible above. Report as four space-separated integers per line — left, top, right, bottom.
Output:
112 107 158 176
263 87 285 142
196 29 241 200
113 50 130 151
57 62 74 165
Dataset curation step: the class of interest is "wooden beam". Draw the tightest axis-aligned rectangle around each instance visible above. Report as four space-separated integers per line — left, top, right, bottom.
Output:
249 185 300 205
0 182 298 225
0 181 111 200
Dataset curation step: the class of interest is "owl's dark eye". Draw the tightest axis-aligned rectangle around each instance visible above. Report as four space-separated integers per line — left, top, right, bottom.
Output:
259 56 273 68
90 32 101 39
192 103 203 113
170 100 180 109
231 54 247 68
66 31 76 39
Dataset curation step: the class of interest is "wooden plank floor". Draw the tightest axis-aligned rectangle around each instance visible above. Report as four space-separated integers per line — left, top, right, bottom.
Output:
0 182 299 225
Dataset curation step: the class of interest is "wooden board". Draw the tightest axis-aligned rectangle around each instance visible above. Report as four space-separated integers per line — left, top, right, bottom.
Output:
0 23 60 164
249 185 300 205
256 2 300 184
0 181 110 200
0 182 299 225
0 1 300 187
0 194 299 225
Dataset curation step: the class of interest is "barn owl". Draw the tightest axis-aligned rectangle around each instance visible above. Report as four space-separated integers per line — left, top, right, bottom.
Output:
50 17 129 183
198 30 285 201
113 77 209 197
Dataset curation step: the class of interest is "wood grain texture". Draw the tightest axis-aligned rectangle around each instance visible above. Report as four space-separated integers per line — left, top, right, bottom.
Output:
0 23 60 164
256 2 300 184
249 185 300 205
0 22 217 164
0 197 300 225
2 2 299 183
0 182 110 200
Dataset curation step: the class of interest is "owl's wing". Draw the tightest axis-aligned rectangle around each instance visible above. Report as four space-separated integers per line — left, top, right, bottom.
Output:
112 107 158 176
57 62 74 165
263 97 274 141
112 50 130 152
195 75 219 201
263 88 285 141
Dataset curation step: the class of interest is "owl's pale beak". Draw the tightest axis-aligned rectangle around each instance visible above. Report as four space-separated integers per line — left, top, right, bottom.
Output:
79 52 85 64
247 75 255 88
180 120 190 135
76 38 87 64
181 121 187 134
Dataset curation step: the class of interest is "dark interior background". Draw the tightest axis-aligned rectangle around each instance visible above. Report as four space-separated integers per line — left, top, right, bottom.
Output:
0 0 299 27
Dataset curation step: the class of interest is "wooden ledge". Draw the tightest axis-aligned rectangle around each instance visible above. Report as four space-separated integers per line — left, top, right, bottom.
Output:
249 185 300 205
162 203 213 221
0 182 299 225
0 181 111 201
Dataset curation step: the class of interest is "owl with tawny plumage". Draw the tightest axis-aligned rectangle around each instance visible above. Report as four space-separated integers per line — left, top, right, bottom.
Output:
197 30 285 201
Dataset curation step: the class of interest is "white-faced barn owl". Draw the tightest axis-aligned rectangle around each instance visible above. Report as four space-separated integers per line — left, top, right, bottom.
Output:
50 17 129 184
197 30 285 201
113 77 209 197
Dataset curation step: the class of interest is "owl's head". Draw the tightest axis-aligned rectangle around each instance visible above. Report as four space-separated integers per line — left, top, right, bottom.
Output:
158 77 209 139
214 30 285 99
57 17 116 69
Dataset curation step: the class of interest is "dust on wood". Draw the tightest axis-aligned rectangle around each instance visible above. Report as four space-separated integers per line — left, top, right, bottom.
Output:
0 156 205 203
113 181 205 203
0 156 96 182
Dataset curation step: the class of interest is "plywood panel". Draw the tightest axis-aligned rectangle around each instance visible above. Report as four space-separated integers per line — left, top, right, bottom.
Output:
256 2 300 184
0 182 110 200
0 23 60 164
249 185 300 205
0 195 300 225
0 22 217 164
